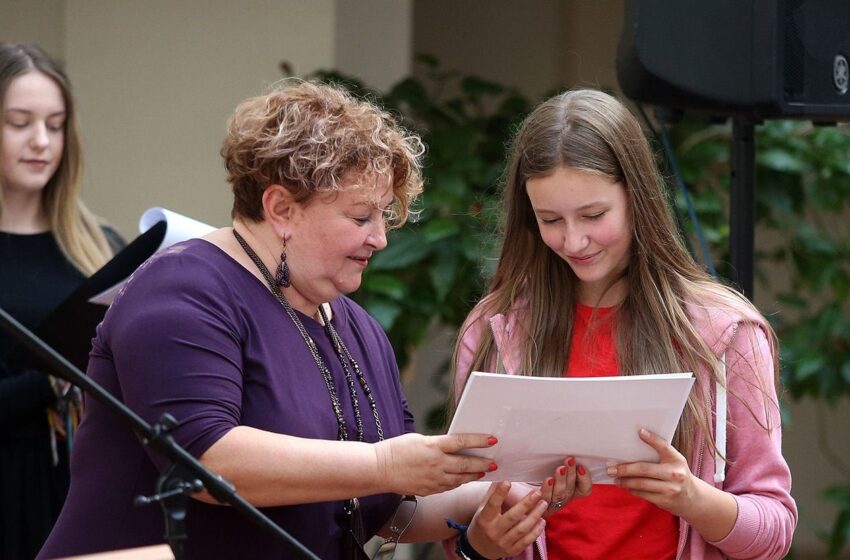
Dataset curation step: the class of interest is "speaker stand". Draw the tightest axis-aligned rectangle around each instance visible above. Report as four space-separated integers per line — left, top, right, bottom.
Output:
729 117 756 298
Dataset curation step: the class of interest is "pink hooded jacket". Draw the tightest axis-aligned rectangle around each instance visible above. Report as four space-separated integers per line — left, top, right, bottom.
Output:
444 299 796 560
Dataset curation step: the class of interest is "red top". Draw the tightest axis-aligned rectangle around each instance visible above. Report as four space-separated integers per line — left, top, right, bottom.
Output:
544 304 678 560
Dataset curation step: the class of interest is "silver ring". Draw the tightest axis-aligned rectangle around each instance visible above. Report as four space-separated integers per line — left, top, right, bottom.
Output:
551 498 566 510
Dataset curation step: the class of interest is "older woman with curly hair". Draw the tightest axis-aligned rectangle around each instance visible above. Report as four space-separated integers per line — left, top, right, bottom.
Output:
37 81 549 560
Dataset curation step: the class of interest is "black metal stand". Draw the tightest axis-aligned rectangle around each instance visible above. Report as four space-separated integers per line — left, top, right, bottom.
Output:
132 427 205 560
0 306 319 560
729 117 757 299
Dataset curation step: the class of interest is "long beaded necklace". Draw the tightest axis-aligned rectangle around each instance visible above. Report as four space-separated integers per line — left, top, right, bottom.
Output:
232 229 384 443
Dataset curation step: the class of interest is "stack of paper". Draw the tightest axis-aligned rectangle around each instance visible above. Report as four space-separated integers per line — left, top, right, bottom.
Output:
447 371 695 484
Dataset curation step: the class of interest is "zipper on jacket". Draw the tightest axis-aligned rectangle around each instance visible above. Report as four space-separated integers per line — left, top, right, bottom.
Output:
675 430 704 560
533 534 544 560
674 322 738 560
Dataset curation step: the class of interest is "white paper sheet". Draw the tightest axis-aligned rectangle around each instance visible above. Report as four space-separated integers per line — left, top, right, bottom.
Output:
88 207 216 305
447 371 695 484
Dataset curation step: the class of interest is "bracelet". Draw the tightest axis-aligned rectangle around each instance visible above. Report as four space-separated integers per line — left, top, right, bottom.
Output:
445 518 491 560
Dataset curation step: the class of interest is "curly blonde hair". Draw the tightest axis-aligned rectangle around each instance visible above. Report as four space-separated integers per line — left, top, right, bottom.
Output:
221 80 424 226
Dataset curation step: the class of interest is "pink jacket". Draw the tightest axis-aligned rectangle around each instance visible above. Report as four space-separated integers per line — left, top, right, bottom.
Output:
444 300 797 560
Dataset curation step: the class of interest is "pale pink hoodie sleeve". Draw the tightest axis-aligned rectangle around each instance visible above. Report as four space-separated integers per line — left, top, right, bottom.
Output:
453 312 488 399
707 323 797 559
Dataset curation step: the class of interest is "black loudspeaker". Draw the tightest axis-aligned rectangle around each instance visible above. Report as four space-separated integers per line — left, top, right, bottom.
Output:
616 0 850 121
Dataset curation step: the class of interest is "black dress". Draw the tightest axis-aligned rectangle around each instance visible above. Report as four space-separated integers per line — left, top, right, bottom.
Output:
0 228 123 560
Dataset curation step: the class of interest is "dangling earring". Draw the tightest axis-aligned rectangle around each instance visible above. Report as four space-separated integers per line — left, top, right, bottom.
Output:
275 238 291 288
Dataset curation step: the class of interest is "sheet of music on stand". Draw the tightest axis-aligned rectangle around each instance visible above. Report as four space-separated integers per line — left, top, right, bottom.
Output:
448 371 695 484
88 207 216 305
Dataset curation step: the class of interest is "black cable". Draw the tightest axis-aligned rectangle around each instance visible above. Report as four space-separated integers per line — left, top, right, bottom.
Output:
635 103 718 278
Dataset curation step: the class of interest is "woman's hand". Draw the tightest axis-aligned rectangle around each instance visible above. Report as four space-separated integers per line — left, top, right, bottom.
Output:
609 429 738 542
466 482 548 559
375 433 498 496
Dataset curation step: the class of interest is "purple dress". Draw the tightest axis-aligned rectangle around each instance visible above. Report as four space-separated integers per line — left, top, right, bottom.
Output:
37 239 415 559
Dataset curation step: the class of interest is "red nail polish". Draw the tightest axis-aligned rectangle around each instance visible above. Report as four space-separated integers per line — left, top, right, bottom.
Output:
547 477 554 486
578 465 586 476
567 457 575 467
487 436 498 446
478 472 486 479
488 463 498 472
559 466 567 476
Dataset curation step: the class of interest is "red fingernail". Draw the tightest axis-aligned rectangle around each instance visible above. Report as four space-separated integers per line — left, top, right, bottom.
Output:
559 466 567 476
478 472 486 479
546 477 554 486
487 436 498 446
488 463 498 472
567 457 575 467
578 465 586 476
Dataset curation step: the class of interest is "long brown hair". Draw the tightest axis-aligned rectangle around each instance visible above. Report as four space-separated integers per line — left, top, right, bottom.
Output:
0 42 114 275
454 89 779 458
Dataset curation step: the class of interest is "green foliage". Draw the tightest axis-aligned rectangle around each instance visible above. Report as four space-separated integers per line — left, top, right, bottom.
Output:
669 118 850 556
311 58 534 377
823 484 850 556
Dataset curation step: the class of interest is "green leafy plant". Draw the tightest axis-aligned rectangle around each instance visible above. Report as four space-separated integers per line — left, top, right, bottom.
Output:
668 117 850 557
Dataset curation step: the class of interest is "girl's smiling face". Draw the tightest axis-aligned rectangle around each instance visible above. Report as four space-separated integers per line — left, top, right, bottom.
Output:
526 165 632 306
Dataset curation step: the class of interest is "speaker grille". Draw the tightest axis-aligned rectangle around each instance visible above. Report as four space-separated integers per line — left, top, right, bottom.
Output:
783 0 850 107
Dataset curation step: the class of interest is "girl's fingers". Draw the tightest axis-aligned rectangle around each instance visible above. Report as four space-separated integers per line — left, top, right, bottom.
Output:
502 499 549 550
638 428 682 463
478 481 511 519
616 476 670 494
575 463 593 497
550 459 569 500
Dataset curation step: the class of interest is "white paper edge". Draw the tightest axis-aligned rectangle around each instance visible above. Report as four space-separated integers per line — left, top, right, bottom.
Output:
87 208 216 305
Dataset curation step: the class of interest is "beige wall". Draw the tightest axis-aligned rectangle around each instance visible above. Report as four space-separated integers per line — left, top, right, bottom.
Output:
65 1 336 240
412 0 562 100
410 0 624 100
336 0 412 92
3 0 412 240
0 0 65 59
560 0 624 90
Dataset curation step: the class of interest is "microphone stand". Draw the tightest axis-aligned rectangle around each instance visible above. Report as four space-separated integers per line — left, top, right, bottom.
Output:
0 306 318 560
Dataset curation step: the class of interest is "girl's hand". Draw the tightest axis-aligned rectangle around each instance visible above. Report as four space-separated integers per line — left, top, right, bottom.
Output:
466 482 548 559
607 429 696 517
502 457 593 516
610 429 739 541
539 456 593 515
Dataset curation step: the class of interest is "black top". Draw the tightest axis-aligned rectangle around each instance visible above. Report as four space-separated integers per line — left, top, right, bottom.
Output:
0 226 124 560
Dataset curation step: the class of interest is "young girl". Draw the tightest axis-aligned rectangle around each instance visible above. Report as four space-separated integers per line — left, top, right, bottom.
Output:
0 42 123 558
450 89 796 559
